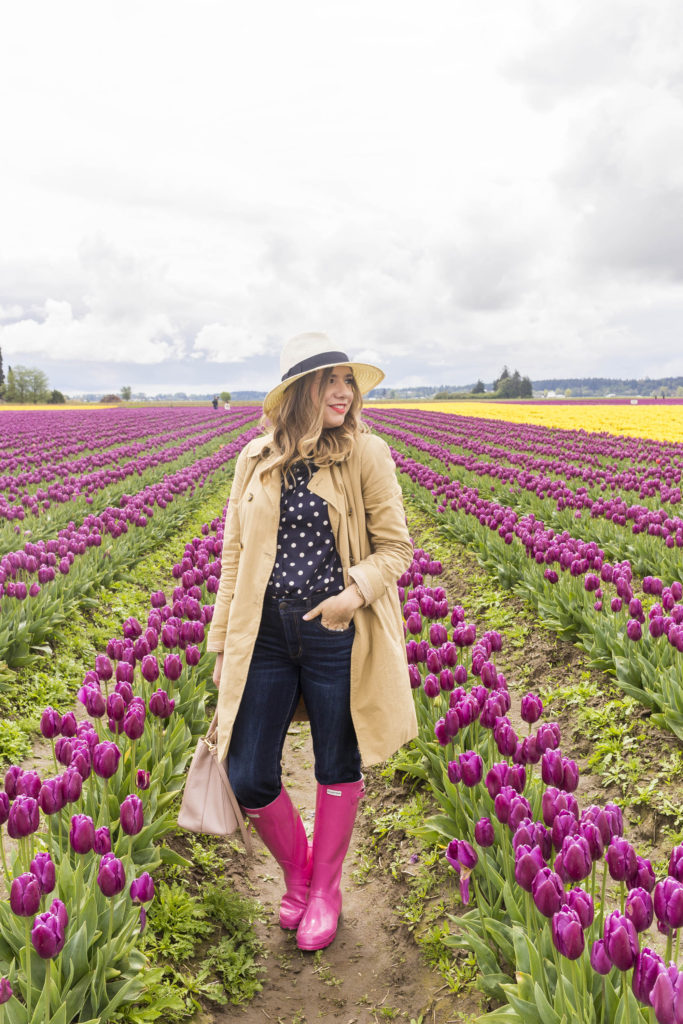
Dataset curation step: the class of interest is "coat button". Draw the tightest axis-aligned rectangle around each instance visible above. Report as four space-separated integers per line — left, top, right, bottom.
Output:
246 493 254 501
348 509 353 516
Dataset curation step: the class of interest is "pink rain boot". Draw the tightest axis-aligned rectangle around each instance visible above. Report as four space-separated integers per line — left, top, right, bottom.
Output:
242 787 312 929
296 777 364 951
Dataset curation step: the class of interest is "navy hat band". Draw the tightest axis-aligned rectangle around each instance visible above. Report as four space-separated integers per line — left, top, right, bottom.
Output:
281 350 350 382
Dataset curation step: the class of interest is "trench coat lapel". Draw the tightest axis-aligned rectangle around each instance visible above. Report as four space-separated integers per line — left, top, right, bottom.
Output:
248 447 282 509
306 463 343 538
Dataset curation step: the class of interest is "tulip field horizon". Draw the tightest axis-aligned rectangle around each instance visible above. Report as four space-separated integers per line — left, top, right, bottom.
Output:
1 400 683 1022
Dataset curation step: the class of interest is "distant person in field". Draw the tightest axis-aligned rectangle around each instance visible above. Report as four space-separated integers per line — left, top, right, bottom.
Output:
212 396 219 410
207 332 417 951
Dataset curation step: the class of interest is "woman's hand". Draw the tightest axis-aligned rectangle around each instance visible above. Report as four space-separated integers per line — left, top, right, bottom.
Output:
213 653 224 689
302 584 365 631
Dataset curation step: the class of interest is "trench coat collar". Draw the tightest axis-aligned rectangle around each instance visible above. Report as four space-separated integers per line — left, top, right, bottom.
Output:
243 434 345 517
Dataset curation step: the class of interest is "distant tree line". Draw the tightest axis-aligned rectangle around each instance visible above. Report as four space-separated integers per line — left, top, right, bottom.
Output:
533 376 683 397
434 366 532 400
0 349 65 404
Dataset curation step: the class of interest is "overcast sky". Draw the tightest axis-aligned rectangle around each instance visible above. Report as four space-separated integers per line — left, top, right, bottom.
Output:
1 0 682 395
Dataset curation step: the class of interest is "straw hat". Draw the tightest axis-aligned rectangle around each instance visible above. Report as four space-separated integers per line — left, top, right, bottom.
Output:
262 332 385 416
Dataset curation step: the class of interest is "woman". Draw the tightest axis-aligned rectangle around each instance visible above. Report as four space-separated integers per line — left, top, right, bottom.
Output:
207 332 417 951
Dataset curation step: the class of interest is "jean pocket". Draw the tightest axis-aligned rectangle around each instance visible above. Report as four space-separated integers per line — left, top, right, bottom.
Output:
312 618 355 637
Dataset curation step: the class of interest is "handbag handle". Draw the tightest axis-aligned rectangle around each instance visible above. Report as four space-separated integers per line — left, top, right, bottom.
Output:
203 710 253 853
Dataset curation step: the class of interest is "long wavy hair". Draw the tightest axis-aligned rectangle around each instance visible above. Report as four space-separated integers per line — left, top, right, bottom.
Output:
260 368 369 485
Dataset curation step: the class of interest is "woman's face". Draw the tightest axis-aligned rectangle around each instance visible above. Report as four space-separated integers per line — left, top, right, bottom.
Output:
309 365 355 428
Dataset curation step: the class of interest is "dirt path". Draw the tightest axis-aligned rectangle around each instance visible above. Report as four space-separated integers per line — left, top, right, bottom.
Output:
214 725 480 1024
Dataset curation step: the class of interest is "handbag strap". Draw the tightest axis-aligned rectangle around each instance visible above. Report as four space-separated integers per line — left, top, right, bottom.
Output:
205 711 253 854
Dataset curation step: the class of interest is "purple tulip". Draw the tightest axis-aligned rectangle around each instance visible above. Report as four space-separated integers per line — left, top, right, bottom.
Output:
669 844 683 883
148 689 175 719
626 619 642 641
653 877 683 930
552 905 584 960
39 707 62 739
97 854 126 897
31 911 66 959
651 966 683 1024
123 707 146 740
163 654 183 681
49 898 68 932
37 778 64 819
107 692 126 722
520 693 543 724
508 795 532 831
0 977 12 1003
123 616 143 639
445 839 478 905
607 836 638 884
536 721 561 752
474 817 495 847
10 872 41 916
106 637 124 660
130 872 155 904
69 813 96 854
625 887 654 933
141 655 160 683
60 711 77 737
116 662 135 685
604 910 639 971
95 654 113 680
115 679 134 705
632 947 666 1007
0 791 8 826
515 844 546 892
62 768 83 803
590 939 612 976
161 623 179 648
4 765 23 798
531 867 565 917
185 644 201 667
30 852 56 895
551 810 580 852
81 685 106 718
578 821 604 862
136 769 151 790
458 751 483 787
630 855 656 893
7 795 40 838
566 887 594 929
17 770 41 799
120 793 144 836
555 835 592 884
93 741 121 779
94 826 112 855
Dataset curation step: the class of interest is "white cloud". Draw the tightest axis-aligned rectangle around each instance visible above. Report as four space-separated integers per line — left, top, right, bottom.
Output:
1 299 182 364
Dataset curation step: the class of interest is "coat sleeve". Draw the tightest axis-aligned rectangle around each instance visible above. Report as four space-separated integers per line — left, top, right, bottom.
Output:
206 447 249 653
348 434 413 606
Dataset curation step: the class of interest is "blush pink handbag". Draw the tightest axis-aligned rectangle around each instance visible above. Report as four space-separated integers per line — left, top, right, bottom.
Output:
178 711 252 852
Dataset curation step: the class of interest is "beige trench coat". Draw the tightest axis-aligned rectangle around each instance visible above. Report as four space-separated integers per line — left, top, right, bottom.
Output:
206 430 418 767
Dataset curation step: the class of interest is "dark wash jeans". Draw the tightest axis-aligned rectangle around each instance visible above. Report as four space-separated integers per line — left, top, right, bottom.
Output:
227 594 362 808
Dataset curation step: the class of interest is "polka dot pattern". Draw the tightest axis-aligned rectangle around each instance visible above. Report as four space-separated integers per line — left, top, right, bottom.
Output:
266 461 345 599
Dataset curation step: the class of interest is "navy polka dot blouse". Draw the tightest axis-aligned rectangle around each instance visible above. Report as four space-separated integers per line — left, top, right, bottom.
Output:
266 461 345 599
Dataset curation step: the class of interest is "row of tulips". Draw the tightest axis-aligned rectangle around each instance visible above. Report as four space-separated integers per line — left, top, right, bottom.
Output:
0 409 259 531
365 411 683 577
0 460 241 1021
380 438 683 742
366 407 683 507
396 545 682 1023
0 406 250 482
0 426 260 668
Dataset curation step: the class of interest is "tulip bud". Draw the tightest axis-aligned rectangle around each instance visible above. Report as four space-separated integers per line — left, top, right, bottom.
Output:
590 939 612 976
551 905 584 960
69 813 95 854
625 887 654 933
0 977 12 1003
94 826 112 855
97 854 126 897
604 910 639 971
163 654 183 681
40 707 62 739
120 793 144 835
474 817 495 847
7 795 40 838
531 867 564 918
31 911 65 959
10 872 42 916
130 871 155 904
30 852 56 895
